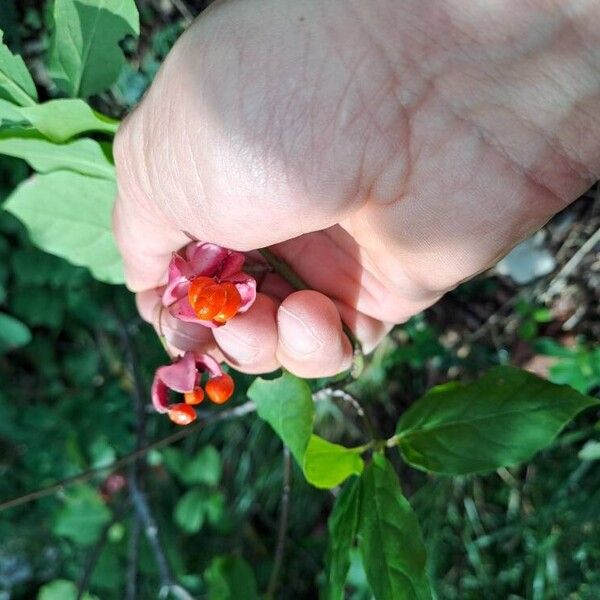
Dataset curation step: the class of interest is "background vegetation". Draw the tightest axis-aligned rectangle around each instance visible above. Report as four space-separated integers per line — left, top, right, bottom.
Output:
0 1 599 599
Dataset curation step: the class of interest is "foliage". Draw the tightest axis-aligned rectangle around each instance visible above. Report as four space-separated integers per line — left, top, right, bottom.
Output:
395 366 597 475
0 3 598 600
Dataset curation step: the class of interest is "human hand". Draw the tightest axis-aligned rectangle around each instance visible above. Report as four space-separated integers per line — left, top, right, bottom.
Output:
113 0 600 377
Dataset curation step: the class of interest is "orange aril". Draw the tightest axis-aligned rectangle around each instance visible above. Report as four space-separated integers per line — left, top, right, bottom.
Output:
184 387 205 405
213 282 242 323
167 403 197 425
205 374 235 404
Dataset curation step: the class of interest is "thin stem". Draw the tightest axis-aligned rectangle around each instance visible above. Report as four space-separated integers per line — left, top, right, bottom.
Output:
129 477 195 600
312 387 377 440
258 247 310 291
385 434 402 448
0 383 354 513
543 225 600 300
121 318 195 600
0 400 256 513
117 316 150 600
351 441 375 454
76 509 124 600
258 247 364 378
129 478 173 597
126 516 141 600
170 0 194 25
266 447 292 599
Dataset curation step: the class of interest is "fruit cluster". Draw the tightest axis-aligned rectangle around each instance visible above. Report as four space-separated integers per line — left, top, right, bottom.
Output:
152 242 257 425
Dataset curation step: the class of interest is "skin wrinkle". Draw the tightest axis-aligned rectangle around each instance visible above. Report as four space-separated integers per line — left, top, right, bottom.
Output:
427 12 600 192
305 61 362 212
520 51 600 183
426 72 581 210
323 232 375 307
340 1 412 206
278 305 323 356
330 52 375 205
355 110 548 295
216 327 261 364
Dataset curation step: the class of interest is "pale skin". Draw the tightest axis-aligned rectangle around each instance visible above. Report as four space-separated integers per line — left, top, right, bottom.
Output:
113 0 600 378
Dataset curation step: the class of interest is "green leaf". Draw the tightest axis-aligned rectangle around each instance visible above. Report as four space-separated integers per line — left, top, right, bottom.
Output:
204 556 259 600
19 99 119 142
533 307 553 323
181 445 222 486
0 312 31 353
204 491 226 525
0 129 114 178
4 170 125 284
248 371 314 465
357 454 431 600
0 30 37 106
37 579 97 600
303 435 364 489
48 0 139 98
323 478 360 600
53 486 111 546
174 488 207 534
0 97 26 125
534 337 574 358
396 366 599 475
548 348 600 395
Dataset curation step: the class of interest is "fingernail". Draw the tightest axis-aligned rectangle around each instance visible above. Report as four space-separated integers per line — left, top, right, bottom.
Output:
278 307 323 357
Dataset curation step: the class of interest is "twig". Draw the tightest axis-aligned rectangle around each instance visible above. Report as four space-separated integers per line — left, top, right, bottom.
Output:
169 0 194 25
76 508 124 600
266 447 292 598
118 317 195 600
126 516 141 600
258 247 364 377
129 478 195 600
542 226 600 301
466 296 519 343
258 248 311 292
0 401 256 513
0 381 353 513
118 317 149 600
313 387 377 439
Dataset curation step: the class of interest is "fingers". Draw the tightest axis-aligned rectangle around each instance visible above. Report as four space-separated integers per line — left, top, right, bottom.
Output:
136 290 220 357
139 284 389 378
213 293 280 374
275 291 352 378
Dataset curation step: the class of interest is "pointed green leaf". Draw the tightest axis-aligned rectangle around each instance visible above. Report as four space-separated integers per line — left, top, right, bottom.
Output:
53 486 111 546
204 556 259 600
19 99 119 142
0 312 32 353
357 454 431 600
396 366 599 475
0 97 26 126
0 30 37 106
174 488 207 534
0 129 114 178
38 579 97 600
181 445 222 486
248 372 314 465
323 478 360 600
303 435 364 489
4 170 125 284
48 0 139 98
